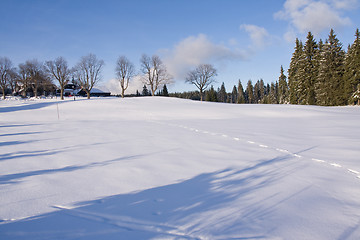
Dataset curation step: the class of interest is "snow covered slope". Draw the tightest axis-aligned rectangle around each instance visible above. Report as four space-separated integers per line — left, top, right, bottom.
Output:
1 97 360 240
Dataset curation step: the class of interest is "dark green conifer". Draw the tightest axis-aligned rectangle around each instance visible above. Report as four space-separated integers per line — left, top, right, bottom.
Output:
351 84 360 105
303 32 318 105
278 66 288 104
205 85 218 102
245 80 254 103
253 81 260 103
218 82 227 102
162 84 169 96
316 29 345 106
269 82 277 104
259 79 265 103
288 38 304 104
343 29 360 104
237 80 245 104
231 85 237 103
142 84 149 96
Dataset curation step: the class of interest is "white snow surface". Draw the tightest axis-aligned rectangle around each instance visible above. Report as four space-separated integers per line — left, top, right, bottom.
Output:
1 97 360 240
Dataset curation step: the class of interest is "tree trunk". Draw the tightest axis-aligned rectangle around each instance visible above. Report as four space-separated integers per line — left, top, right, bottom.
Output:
60 88 64 100
2 88 5 99
200 89 203 101
33 86 38 98
121 89 125 98
86 90 90 99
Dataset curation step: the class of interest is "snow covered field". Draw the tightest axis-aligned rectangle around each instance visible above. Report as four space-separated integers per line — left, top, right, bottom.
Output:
1 97 360 240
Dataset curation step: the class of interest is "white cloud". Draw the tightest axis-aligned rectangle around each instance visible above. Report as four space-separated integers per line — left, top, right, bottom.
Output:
162 34 248 80
283 30 297 43
103 75 145 95
332 0 359 10
275 0 356 40
240 24 270 48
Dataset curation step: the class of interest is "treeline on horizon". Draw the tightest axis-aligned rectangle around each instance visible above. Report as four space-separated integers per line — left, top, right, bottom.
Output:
1 29 359 106
170 28 360 106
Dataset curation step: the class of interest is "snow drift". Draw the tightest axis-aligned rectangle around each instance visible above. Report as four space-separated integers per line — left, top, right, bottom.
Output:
1 97 360 239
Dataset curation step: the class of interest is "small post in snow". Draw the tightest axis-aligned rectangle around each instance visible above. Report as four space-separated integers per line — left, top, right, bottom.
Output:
57 103 60 120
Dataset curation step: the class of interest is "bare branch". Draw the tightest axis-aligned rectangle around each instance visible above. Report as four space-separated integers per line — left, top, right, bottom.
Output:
186 64 217 101
73 54 104 99
115 56 135 98
140 54 173 96
0 57 13 99
45 57 72 100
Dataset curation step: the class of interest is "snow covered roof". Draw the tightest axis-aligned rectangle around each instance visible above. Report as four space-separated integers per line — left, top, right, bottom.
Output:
90 88 110 94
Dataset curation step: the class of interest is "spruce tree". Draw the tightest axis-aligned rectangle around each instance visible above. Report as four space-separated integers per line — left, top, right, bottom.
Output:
296 53 307 104
351 83 360 105
316 29 345 106
263 83 271 104
303 32 318 105
162 84 169 96
259 79 265 103
218 82 227 102
278 65 288 104
231 85 237 103
142 84 149 96
237 80 245 103
254 80 265 103
253 81 260 103
205 85 218 102
343 29 360 104
245 80 254 103
269 82 277 104
288 38 304 104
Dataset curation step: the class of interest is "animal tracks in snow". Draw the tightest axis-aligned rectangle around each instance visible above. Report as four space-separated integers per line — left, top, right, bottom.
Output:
348 169 359 175
159 121 360 181
330 163 342 168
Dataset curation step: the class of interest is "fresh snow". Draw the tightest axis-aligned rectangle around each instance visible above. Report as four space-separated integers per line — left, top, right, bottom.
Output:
1 97 360 240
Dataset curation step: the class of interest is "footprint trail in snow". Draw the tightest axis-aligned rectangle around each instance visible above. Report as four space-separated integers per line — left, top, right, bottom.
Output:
157 121 360 181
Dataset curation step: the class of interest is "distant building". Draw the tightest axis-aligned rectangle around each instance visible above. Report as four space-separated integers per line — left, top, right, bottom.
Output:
77 88 111 97
63 83 78 96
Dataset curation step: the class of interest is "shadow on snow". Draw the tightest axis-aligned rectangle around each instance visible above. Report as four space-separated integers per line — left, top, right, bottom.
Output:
0 154 303 240
0 154 145 185
0 101 62 113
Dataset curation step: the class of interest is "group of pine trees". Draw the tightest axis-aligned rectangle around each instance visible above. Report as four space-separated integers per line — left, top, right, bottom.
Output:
171 77 288 104
288 29 360 106
173 28 360 106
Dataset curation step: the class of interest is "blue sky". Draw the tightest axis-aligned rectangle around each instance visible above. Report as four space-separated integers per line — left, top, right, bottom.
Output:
1 0 359 94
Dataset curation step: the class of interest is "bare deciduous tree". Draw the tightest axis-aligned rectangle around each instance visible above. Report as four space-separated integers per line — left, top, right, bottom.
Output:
115 56 135 98
7 67 19 95
45 57 72 100
22 59 47 98
18 63 30 97
186 64 217 101
0 57 13 99
140 54 173 96
74 54 104 99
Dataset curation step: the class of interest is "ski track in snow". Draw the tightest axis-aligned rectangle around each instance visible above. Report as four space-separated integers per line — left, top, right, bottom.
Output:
157 121 360 181
53 205 202 240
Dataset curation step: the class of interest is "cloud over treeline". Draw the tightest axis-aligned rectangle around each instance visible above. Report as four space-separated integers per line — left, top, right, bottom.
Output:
275 0 358 40
162 34 249 80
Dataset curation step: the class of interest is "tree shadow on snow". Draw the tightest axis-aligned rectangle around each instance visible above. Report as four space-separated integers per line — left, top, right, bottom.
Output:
0 101 63 113
0 153 146 185
0 123 44 128
0 154 306 240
